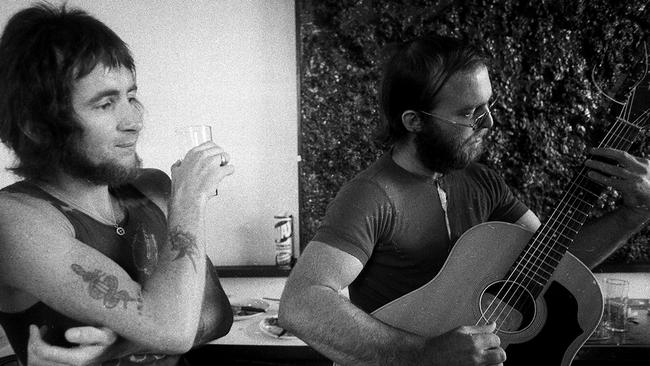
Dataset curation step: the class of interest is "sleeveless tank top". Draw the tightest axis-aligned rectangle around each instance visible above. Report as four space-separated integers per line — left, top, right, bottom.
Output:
0 180 181 365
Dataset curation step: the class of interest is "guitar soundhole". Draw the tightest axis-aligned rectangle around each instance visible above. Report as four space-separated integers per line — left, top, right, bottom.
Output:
479 280 536 334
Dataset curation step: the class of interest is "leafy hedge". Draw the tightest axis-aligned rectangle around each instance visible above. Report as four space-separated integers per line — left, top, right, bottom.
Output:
297 0 650 267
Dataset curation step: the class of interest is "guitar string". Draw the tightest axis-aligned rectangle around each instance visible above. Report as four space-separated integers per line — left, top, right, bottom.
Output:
489 99 642 332
479 116 625 330
491 98 650 330
493 98 640 330
485 99 638 332
500 49 650 318
479 74 646 328
478 86 646 331
477 104 626 326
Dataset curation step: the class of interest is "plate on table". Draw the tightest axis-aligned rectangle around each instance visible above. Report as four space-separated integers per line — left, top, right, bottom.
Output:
231 298 270 321
258 316 296 339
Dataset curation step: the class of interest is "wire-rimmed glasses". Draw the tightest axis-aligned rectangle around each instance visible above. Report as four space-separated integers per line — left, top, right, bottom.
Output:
419 97 497 131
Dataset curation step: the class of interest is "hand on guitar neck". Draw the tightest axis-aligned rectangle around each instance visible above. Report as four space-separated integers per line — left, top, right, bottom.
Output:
585 147 650 217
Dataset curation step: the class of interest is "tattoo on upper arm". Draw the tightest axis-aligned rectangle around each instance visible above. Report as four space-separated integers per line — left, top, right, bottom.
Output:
71 264 139 310
168 226 199 272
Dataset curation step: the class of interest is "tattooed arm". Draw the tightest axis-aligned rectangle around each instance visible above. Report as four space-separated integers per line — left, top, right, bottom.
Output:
135 167 234 344
0 142 234 356
25 258 233 366
90 257 232 363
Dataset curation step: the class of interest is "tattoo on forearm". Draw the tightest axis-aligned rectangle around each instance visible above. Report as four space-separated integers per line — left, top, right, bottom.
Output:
71 264 138 310
168 226 199 272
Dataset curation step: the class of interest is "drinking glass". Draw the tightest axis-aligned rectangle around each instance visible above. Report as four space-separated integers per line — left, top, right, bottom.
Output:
175 125 212 160
604 278 629 332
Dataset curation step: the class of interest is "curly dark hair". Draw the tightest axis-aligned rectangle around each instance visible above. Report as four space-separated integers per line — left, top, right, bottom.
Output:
0 2 136 180
377 34 488 145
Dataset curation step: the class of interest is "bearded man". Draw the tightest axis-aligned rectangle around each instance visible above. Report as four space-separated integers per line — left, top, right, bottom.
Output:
0 4 234 365
279 35 650 366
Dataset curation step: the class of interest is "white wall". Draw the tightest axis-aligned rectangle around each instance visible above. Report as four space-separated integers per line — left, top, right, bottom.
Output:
0 0 299 266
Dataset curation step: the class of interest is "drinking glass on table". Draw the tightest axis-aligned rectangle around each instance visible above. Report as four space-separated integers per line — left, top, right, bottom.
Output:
604 278 629 333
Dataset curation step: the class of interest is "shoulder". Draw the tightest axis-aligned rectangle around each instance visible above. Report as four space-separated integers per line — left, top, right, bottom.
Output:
132 169 171 213
0 189 73 232
0 186 68 222
327 173 396 226
0 190 75 282
340 154 403 199
462 162 499 179
336 176 392 208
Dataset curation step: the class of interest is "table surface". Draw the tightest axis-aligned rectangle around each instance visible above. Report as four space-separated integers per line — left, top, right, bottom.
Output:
1 276 648 361
212 277 306 346
0 277 304 359
586 304 650 346
0 328 9 359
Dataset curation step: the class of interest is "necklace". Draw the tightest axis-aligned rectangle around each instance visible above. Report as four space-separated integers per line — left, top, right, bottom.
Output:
108 199 126 236
39 183 126 236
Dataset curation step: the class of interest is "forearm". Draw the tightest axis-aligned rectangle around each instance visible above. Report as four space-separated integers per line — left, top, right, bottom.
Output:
280 285 425 366
570 206 650 268
133 198 208 352
89 260 230 363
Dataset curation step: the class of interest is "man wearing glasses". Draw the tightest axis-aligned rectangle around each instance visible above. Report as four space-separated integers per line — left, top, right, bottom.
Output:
279 35 650 365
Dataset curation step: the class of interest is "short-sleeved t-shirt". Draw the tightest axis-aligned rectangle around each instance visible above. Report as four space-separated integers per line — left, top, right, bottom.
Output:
313 153 528 313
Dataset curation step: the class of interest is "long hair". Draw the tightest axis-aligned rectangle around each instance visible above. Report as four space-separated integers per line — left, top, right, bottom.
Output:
0 3 136 180
377 34 487 145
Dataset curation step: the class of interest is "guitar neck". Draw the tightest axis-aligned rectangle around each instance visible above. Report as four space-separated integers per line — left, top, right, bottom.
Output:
509 103 649 298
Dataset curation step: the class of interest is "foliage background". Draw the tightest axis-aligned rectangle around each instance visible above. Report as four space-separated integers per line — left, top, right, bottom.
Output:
297 0 650 269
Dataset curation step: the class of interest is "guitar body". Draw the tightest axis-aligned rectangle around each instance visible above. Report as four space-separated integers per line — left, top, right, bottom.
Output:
372 221 603 366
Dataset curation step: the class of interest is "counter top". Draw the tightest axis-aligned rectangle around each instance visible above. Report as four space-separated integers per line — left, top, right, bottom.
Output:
0 329 10 359
212 276 306 347
2 274 649 364
0 277 305 359
576 302 650 362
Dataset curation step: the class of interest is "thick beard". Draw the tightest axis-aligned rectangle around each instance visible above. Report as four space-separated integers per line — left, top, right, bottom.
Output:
415 123 485 174
60 141 142 186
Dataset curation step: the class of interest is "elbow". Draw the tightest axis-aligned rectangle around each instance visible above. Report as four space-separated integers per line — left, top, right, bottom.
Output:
189 296 234 346
277 309 295 334
142 314 201 353
213 305 234 339
205 293 234 342
173 326 198 353
278 288 301 333
140 329 194 355
165 341 193 355
160 324 198 354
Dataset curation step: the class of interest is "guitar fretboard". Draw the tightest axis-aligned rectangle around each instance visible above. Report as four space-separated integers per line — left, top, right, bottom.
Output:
508 90 650 298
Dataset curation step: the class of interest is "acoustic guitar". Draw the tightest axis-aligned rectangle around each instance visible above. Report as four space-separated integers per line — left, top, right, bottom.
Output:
371 66 650 365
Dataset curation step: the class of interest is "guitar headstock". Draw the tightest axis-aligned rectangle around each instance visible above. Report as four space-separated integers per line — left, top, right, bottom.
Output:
626 54 650 130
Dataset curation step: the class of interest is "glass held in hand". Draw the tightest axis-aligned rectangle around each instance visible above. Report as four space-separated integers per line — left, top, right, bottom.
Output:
175 124 227 195
175 125 213 160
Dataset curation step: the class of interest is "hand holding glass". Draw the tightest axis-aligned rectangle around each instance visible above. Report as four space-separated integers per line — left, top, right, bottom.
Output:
175 125 213 160
175 125 228 195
